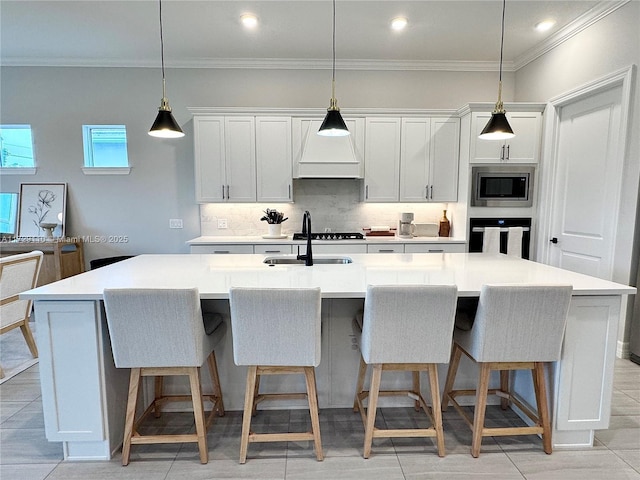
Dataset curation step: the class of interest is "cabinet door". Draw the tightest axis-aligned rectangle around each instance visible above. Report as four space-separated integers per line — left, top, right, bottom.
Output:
404 243 466 253
194 116 225 202
367 244 404 254
254 244 293 255
469 112 503 163
364 117 401 202
503 112 541 163
256 117 292 202
429 117 460 202
224 117 256 202
399 118 430 202
190 244 254 254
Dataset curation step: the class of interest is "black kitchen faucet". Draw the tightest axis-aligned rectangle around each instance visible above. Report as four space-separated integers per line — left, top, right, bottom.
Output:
297 210 313 266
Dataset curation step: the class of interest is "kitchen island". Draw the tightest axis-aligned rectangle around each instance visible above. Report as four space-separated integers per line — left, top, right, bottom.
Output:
22 253 635 460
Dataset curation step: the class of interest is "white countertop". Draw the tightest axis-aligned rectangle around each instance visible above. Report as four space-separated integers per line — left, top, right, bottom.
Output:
22 253 636 301
187 235 466 245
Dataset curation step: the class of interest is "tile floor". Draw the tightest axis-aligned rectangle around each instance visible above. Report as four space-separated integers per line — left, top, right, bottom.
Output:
1 359 639 480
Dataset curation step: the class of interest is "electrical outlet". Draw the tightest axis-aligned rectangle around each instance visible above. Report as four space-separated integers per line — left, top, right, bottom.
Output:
217 219 228 229
169 219 183 229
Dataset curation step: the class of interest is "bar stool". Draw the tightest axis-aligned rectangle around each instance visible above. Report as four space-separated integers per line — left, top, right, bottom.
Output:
229 287 323 464
103 288 225 465
353 284 458 458
441 284 573 457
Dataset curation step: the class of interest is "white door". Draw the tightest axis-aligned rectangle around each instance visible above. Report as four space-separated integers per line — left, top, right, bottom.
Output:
548 85 623 278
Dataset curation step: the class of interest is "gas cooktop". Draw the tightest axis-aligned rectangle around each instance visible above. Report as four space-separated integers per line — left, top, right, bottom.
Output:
292 232 365 241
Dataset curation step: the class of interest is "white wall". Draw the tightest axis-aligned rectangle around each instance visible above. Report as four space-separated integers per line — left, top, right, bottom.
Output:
0 67 507 263
514 0 640 349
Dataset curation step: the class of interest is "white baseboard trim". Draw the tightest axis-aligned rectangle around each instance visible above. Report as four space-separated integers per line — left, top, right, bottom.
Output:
617 340 630 359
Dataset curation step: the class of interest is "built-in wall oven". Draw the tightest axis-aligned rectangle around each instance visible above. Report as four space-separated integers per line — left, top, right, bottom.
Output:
469 218 532 259
471 166 534 207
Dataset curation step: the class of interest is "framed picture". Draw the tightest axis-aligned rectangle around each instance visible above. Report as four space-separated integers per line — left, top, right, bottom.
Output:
17 183 67 238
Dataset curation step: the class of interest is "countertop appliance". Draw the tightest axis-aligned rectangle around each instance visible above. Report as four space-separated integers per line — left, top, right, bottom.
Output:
469 218 531 259
471 166 534 207
292 232 365 241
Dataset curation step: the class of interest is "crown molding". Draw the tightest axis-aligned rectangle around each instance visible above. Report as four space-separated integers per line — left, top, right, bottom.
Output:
513 0 630 70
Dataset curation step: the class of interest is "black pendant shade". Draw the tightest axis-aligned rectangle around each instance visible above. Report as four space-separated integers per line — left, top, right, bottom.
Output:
149 104 184 139
479 0 514 140
479 111 514 140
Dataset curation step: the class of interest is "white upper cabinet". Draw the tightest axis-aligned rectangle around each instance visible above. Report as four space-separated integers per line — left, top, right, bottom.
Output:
256 117 292 202
194 116 256 203
364 117 401 202
292 117 364 178
399 117 460 202
469 111 542 163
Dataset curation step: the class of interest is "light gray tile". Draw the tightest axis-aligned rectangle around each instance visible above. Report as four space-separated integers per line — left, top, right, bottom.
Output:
614 448 640 472
167 457 286 480
0 463 57 480
285 454 405 480
0 400 45 429
595 419 640 451
0 428 62 464
620 390 640 402
398 452 525 479
0 401 29 424
611 392 640 416
507 449 640 480
0 382 42 402
45 460 172 480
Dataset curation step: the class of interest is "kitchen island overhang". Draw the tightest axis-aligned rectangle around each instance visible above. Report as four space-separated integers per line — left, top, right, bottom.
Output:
21 253 636 460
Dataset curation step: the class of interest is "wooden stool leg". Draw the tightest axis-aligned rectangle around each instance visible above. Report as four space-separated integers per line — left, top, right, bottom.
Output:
0 365 4 379
363 364 382 459
428 364 446 457
207 351 225 416
533 362 553 454
153 377 163 418
20 323 38 358
471 363 491 458
122 368 141 466
500 370 510 410
304 367 324 461
240 366 258 464
252 373 261 417
353 356 367 412
442 344 462 411
188 367 208 464
413 371 421 411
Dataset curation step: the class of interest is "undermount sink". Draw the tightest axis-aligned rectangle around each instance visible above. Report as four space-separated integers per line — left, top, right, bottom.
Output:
263 256 353 265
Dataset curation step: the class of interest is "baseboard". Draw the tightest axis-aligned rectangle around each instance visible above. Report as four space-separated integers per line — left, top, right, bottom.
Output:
617 340 629 359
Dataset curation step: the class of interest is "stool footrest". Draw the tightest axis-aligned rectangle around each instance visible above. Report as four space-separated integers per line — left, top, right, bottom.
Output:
249 432 314 443
130 433 199 445
373 427 438 438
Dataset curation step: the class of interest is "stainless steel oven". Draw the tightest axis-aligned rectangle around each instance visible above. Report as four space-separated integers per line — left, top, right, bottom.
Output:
471 166 534 207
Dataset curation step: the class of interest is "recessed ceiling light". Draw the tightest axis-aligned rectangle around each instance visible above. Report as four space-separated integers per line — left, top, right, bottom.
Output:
240 13 258 29
535 20 555 32
391 17 408 31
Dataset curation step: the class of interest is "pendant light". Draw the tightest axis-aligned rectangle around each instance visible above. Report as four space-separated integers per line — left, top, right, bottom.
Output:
149 0 184 138
479 0 514 140
318 0 349 137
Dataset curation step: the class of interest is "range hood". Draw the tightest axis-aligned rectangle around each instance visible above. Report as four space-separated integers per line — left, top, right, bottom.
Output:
293 118 364 178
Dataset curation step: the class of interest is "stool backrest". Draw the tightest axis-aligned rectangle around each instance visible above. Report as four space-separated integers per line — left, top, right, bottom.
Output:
103 288 209 368
0 251 43 329
361 285 458 364
229 287 321 367
468 284 573 362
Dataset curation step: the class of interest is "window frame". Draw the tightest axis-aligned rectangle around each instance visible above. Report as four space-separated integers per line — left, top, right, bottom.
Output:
81 124 131 175
0 124 37 174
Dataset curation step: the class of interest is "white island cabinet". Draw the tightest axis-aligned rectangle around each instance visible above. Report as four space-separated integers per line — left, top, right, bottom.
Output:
22 254 635 460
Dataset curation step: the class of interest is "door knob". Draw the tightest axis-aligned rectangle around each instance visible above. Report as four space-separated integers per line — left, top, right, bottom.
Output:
550 237 559 244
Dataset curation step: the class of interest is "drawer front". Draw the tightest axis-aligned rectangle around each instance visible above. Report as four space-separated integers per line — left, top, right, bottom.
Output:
312 244 367 254
366 244 404 254
254 244 293 254
404 243 466 253
190 244 254 254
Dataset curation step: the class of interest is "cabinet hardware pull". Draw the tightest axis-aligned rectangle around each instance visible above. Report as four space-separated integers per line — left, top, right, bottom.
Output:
264 250 281 253
378 249 395 253
226 185 230 199
425 185 429 199
501 145 505 161
428 249 444 253
506 144 510 160
221 185 225 199
365 185 369 199
430 185 433 199
288 184 291 199
213 250 230 254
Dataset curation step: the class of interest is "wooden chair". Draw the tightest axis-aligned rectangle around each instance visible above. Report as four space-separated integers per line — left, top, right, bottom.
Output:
353 285 458 458
442 284 573 457
0 250 43 378
102 288 225 465
229 287 323 464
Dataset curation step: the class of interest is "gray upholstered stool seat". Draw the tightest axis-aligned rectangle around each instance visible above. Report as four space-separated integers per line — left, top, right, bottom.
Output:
441 284 573 457
353 284 458 458
103 288 225 465
229 287 323 464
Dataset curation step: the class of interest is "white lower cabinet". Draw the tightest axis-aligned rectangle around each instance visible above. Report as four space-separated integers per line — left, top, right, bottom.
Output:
404 243 466 253
190 245 254 254
366 244 404 254
312 244 367 255
254 244 293 255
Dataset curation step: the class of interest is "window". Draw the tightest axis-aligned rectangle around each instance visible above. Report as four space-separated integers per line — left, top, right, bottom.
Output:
0 192 18 235
0 125 36 173
82 125 130 174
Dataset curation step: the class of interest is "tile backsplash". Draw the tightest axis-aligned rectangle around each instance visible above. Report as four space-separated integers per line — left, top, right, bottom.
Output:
200 179 464 237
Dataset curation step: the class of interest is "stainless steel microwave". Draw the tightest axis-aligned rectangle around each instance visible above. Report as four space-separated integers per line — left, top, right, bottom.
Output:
471 166 534 207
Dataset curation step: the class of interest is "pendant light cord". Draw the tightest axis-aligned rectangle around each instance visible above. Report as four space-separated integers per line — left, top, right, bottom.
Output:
331 0 337 106
499 0 505 83
158 0 167 99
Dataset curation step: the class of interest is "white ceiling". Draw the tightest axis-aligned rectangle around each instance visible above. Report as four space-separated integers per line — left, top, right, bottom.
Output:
0 1 625 71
